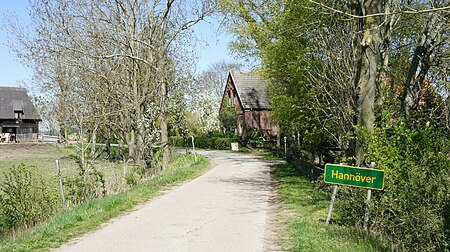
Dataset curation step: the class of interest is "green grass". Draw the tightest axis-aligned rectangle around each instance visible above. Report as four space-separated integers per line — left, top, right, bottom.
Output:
275 163 391 252
0 143 142 195
258 150 284 161
0 143 78 183
0 154 209 252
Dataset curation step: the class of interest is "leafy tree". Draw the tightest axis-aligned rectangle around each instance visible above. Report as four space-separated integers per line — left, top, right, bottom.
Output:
219 103 238 133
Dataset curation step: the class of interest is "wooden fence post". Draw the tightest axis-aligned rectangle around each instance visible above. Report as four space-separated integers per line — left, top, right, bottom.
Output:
191 136 197 162
56 160 67 209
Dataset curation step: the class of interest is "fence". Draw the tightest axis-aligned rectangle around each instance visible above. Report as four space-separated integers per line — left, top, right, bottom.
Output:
41 134 60 143
14 133 41 142
4 134 60 143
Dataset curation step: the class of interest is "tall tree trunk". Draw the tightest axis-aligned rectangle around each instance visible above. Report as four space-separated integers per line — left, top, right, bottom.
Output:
160 79 170 170
127 129 135 163
118 139 125 162
352 0 382 164
400 0 449 117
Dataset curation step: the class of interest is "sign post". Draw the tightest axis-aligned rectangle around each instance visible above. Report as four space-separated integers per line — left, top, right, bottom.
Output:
363 189 372 230
324 163 384 225
326 184 338 224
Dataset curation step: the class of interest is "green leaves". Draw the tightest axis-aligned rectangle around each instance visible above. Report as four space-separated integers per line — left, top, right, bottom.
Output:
219 102 239 132
0 164 57 234
337 122 450 251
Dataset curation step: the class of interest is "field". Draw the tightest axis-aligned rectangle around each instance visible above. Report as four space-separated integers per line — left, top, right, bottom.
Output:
0 144 209 251
0 143 129 194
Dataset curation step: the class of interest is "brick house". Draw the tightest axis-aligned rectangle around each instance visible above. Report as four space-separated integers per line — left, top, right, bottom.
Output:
0 87 41 136
219 70 278 137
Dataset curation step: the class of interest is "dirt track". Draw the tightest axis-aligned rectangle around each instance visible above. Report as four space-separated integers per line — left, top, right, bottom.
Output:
0 143 55 160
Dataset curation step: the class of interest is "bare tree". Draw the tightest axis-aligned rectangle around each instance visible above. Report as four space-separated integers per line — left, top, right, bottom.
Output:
8 0 214 170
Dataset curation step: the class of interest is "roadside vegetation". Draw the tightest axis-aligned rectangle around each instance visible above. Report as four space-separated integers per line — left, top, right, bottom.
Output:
274 162 392 252
221 1 450 251
0 143 208 251
171 131 241 151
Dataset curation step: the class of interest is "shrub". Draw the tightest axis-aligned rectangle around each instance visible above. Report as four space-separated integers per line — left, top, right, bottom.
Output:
195 134 240 150
64 156 106 206
124 165 150 187
170 136 185 147
171 132 241 150
0 164 57 234
335 121 450 251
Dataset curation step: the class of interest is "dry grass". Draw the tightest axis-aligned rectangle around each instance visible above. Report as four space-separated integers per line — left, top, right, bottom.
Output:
0 143 131 194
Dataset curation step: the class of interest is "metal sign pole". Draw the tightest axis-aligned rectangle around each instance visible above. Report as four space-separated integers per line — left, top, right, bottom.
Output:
326 184 338 224
56 160 67 209
326 162 344 225
363 162 375 230
363 189 372 230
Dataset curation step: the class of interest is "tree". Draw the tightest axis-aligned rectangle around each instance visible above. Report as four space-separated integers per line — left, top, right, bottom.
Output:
219 102 238 132
186 61 242 133
8 0 213 170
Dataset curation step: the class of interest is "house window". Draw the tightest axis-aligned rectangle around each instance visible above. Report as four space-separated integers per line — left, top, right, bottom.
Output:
15 112 23 120
12 100 24 121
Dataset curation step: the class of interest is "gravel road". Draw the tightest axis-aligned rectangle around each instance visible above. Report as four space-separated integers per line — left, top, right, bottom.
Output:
55 150 276 252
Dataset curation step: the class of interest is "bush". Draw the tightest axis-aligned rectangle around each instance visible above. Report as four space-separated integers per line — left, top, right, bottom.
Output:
170 136 185 147
64 156 106 206
171 132 241 150
196 134 240 150
0 164 57 234
125 166 145 187
335 121 450 251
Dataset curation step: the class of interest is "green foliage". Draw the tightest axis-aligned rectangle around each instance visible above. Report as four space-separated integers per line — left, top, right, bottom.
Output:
64 155 106 206
275 162 391 251
124 165 150 187
171 131 240 150
0 154 209 251
196 132 240 150
170 136 186 148
219 103 238 133
0 164 57 234
336 121 450 251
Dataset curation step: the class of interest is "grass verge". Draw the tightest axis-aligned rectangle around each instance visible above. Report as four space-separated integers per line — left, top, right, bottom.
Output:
275 162 391 252
0 154 209 252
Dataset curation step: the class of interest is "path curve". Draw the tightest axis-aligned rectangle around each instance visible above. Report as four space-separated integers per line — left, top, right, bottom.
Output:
56 150 275 252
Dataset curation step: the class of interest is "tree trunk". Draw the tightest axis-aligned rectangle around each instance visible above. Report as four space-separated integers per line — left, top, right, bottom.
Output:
161 79 170 170
400 0 449 117
118 139 125 162
127 130 135 163
352 0 382 164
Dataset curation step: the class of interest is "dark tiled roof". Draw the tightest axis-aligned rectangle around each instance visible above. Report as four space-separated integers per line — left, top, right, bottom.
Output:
0 87 41 120
230 70 271 110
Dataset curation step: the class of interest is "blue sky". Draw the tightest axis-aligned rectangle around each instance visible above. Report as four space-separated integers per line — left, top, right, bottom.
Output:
0 1 236 87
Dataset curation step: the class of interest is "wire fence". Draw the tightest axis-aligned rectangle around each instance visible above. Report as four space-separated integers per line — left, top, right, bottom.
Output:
1 133 60 143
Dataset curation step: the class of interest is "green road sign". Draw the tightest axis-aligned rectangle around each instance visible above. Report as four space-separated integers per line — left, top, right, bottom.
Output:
324 164 384 190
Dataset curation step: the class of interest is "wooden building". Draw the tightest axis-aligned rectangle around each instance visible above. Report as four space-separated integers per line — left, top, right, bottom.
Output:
220 70 278 137
0 87 41 137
